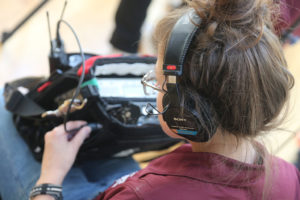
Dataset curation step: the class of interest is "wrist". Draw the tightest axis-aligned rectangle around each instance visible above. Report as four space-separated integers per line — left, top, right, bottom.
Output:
36 175 63 186
37 168 67 186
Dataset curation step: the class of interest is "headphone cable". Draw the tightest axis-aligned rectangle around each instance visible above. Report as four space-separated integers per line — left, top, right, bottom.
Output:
55 19 86 134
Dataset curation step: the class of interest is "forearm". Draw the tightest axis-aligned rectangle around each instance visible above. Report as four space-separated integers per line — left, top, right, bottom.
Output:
36 168 65 186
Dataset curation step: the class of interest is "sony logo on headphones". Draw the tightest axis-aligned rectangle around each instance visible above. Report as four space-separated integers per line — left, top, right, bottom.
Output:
173 117 187 122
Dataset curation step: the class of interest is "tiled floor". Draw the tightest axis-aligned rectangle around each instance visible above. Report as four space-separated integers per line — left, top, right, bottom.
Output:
0 0 299 163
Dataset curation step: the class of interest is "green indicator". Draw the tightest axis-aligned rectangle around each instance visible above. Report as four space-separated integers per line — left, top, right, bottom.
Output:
80 78 99 88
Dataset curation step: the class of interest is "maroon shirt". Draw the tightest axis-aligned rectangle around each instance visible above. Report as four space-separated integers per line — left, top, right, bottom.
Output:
278 0 300 36
95 144 300 200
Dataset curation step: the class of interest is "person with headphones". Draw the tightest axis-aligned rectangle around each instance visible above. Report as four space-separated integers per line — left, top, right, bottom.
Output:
0 0 299 199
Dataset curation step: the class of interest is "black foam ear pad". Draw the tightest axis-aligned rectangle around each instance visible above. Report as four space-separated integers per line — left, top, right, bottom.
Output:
162 93 217 142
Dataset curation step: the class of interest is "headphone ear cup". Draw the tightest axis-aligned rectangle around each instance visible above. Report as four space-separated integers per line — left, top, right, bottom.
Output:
187 100 218 142
162 92 171 123
162 93 217 142
162 92 169 109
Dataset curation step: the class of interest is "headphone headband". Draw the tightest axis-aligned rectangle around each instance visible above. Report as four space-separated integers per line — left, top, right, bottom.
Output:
162 10 217 142
163 11 201 76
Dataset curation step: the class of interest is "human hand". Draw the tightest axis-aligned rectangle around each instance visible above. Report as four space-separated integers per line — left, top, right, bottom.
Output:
36 121 91 185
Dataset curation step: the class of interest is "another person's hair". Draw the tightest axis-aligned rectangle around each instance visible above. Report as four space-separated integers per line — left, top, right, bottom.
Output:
154 0 294 139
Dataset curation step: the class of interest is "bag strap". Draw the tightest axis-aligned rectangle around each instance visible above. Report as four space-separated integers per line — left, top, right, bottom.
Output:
4 83 45 117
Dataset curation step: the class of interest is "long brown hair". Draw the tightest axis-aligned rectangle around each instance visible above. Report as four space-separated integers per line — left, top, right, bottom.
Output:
154 0 294 198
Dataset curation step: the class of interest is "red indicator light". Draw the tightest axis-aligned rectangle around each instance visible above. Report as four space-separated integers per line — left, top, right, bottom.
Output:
167 65 176 70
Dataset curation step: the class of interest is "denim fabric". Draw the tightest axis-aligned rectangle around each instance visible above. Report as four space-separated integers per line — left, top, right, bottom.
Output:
0 88 140 200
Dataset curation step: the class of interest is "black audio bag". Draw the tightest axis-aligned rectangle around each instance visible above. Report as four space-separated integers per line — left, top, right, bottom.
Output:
3 53 180 162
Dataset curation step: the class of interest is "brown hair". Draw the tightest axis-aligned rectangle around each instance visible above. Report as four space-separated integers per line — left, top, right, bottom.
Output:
154 0 294 139
154 0 294 198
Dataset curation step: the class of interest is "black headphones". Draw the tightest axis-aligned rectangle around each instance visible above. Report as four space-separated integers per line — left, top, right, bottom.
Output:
162 10 218 142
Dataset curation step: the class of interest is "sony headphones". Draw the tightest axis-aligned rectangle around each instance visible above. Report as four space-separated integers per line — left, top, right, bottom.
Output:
162 10 218 142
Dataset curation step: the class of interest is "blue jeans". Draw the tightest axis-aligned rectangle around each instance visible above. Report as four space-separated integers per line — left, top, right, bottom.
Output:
0 89 140 200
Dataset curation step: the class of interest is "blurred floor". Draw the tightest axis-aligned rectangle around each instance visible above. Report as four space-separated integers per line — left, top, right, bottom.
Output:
0 0 168 85
0 0 299 164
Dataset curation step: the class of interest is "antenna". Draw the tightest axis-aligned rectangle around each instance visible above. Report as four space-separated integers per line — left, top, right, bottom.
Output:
46 11 53 54
60 1 68 21
56 0 68 47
